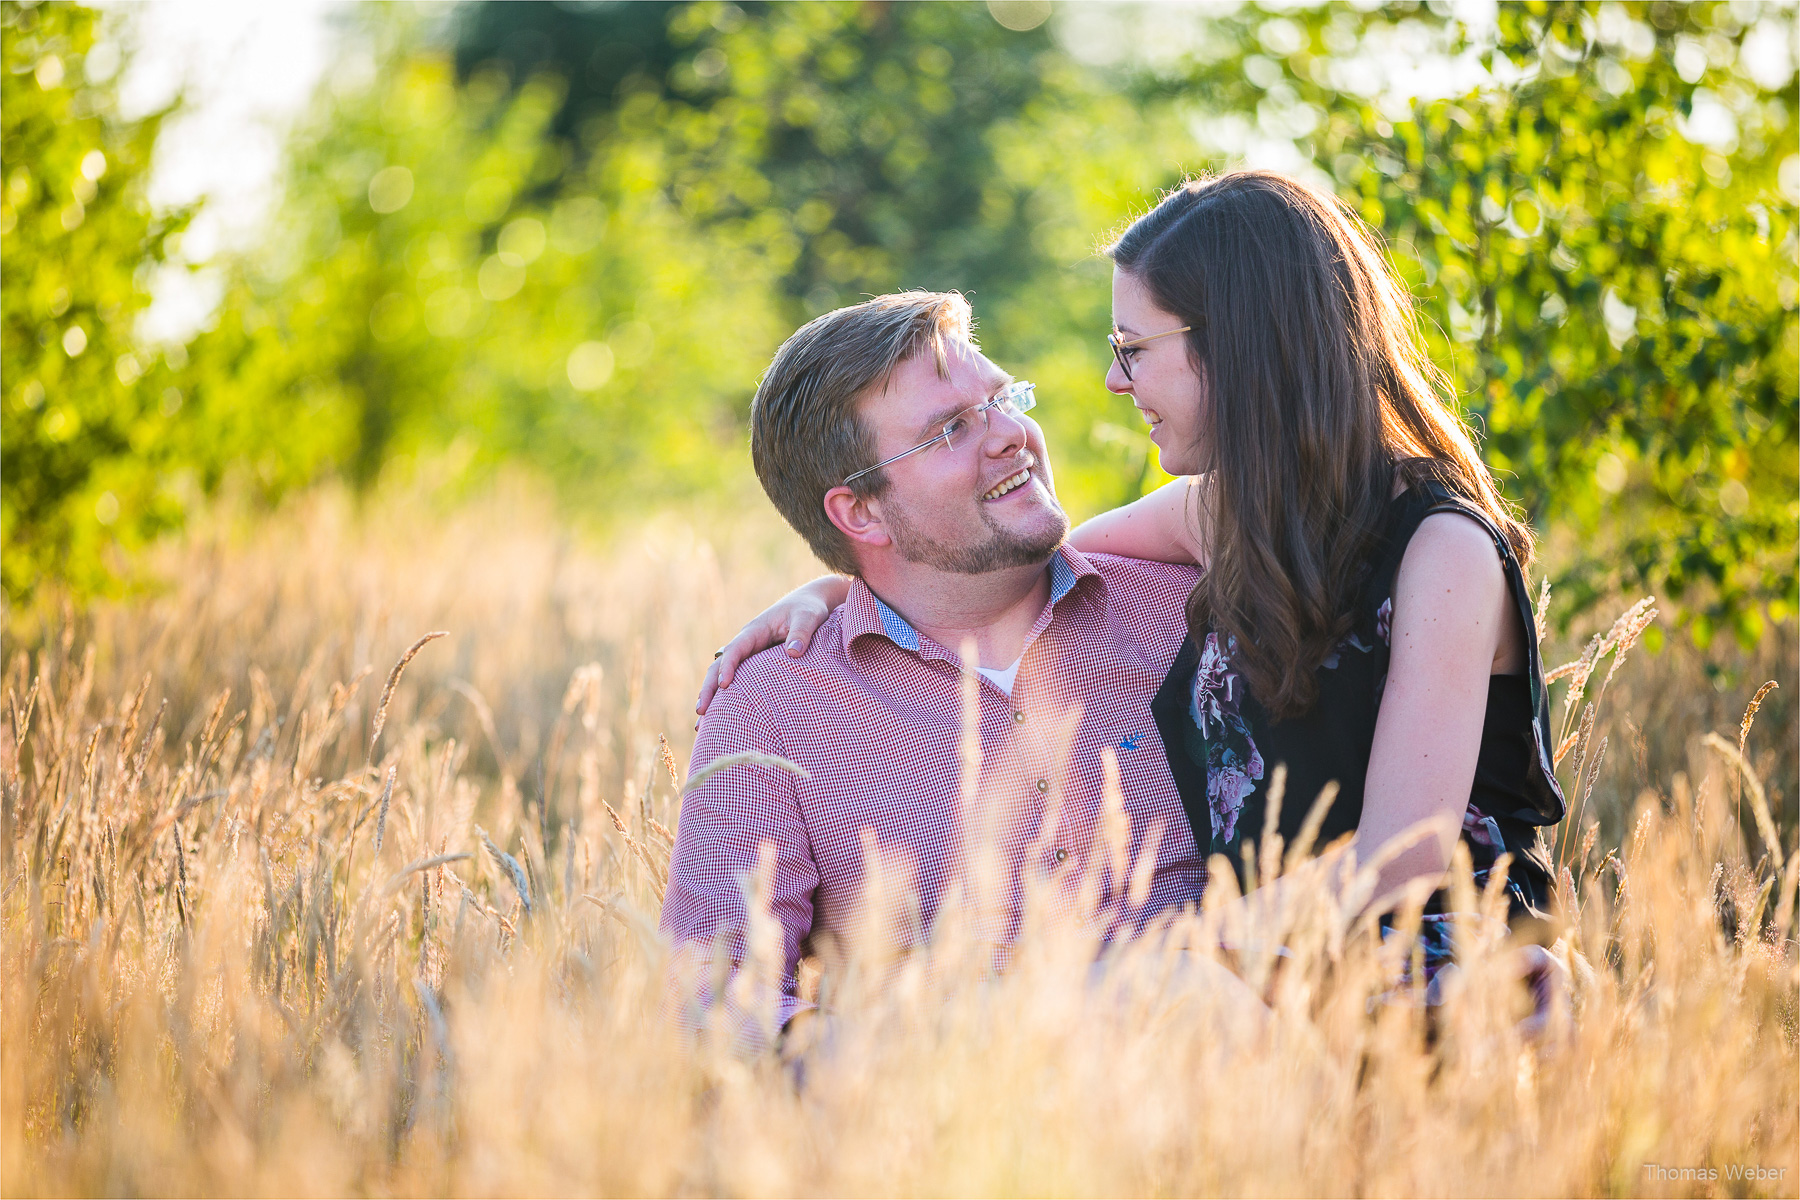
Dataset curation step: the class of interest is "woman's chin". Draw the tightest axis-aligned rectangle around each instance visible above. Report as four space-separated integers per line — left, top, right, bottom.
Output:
1152 440 1198 477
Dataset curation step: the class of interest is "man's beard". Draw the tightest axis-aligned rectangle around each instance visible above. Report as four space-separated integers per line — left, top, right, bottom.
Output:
884 492 1069 575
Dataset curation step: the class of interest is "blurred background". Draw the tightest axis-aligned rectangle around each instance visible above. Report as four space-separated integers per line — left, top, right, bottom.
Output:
1 1 1796 826
3 0 1793 614
6 8 1798 1188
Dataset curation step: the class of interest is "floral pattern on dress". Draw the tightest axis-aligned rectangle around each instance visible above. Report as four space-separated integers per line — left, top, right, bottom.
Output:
1461 802 1505 852
1375 597 1393 645
1321 632 1374 671
1189 633 1264 844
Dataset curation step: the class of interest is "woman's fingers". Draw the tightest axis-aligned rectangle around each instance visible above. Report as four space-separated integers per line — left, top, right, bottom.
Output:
695 591 837 716
717 621 773 688
782 605 828 657
697 617 785 715
696 657 726 716
1512 944 1573 1043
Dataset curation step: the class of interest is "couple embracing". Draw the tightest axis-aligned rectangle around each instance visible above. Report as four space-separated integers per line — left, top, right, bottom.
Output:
662 171 1567 1046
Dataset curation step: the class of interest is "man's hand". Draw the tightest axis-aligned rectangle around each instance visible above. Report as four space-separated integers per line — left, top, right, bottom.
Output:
697 575 852 715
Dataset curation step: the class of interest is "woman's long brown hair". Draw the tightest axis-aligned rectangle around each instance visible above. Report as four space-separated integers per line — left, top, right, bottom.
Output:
1108 171 1533 721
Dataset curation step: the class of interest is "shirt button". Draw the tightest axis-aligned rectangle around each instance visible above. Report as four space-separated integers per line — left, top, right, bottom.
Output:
1013 710 1025 723
1035 778 1048 793
1053 848 1068 864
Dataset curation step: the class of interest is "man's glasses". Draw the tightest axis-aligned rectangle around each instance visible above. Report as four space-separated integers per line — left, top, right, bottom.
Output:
1108 325 1191 382
842 380 1037 488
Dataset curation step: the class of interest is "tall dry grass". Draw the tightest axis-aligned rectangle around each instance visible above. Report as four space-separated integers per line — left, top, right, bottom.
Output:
2 481 1795 1197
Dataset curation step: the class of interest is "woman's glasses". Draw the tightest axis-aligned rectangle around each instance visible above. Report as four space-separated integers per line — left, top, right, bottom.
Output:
1108 325 1191 381
842 380 1036 488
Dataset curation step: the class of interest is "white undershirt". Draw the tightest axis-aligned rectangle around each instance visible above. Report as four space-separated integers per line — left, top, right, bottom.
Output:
975 658 1022 696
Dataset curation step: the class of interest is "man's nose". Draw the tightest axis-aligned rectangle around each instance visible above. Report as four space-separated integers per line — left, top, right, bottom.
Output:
982 405 1030 455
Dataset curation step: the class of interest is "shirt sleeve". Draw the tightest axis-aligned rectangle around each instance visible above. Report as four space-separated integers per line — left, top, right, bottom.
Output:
659 679 819 1052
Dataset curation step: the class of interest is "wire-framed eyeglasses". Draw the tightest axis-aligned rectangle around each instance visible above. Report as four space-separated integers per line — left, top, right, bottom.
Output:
1108 325 1192 381
842 380 1037 488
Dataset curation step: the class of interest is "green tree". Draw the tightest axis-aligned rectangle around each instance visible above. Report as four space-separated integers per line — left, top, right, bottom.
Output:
451 0 1191 515
455 0 1068 312
185 6 786 509
16 0 1788 623
1163 0 1797 638
0 1 190 607
657 0 1194 511
195 1 1183 523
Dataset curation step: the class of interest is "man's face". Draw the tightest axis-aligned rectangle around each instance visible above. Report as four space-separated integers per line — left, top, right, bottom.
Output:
859 339 1068 574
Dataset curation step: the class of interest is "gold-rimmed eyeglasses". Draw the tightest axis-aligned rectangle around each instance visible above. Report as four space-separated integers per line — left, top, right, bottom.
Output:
842 380 1037 488
1108 325 1191 381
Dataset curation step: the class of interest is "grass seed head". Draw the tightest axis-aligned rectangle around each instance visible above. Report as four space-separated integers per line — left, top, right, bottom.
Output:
370 631 448 759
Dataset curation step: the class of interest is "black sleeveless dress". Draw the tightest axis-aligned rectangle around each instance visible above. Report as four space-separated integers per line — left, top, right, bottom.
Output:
1149 480 1565 923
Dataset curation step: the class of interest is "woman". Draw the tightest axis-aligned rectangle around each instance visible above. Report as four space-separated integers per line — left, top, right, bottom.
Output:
701 171 1564 950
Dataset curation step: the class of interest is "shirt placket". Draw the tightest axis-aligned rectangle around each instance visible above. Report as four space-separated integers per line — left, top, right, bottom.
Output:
934 596 1082 887
1010 634 1078 885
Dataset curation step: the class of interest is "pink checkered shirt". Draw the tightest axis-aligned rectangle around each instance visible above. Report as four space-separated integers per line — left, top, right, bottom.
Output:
661 546 1205 1037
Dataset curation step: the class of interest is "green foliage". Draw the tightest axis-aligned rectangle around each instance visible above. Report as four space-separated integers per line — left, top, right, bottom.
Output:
453 0 1072 308
658 0 1062 310
0 1 190 605
184 7 786 507
4 0 1792 642
1379 3 1795 642
1164 0 1797 639
643 0 1190 510
183 1 1180 524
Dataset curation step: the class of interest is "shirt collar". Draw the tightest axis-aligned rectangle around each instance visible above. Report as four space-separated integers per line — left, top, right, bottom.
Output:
842 544 1106 661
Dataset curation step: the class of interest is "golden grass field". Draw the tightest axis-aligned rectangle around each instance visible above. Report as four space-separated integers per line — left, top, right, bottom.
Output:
3 480 1796 1197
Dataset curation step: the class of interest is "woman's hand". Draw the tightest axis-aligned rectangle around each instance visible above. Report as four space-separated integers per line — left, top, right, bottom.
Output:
696 575 852 714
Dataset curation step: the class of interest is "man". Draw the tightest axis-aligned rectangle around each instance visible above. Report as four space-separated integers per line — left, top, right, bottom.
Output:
661 291 1202 1044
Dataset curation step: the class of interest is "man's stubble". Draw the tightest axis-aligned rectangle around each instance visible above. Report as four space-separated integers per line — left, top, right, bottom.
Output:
883 490 1070 575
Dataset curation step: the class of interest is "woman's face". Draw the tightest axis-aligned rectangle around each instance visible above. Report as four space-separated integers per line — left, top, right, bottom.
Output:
1107 266 1209 477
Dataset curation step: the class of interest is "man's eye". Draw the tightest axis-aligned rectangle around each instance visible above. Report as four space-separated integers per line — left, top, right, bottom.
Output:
942 416 971 439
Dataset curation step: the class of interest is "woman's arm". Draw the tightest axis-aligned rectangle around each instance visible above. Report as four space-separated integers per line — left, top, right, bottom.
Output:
699 476 1214 714
1068 476 1208 566
1236 513 1516 924
1353 511 1518 907
696 574 851 714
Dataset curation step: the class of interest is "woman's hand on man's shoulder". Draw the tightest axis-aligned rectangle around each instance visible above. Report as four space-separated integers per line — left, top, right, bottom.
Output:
696 574 851 715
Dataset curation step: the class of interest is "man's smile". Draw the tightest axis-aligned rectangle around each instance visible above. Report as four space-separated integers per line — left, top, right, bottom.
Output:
982 465 1033 502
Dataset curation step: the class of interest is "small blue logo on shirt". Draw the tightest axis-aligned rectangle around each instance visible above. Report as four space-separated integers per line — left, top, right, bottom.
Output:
1119 733 1143 751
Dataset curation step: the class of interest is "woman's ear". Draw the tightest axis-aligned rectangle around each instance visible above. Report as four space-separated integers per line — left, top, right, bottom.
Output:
822 485 892 551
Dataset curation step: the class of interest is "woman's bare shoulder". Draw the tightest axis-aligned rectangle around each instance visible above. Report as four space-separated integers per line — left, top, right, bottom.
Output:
1395 510 1521 672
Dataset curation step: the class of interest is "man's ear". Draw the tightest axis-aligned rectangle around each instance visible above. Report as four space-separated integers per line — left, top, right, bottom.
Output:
822 485 892 552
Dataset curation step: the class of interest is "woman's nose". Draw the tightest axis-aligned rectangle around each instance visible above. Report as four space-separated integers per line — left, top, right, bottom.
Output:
1105 358 1132 395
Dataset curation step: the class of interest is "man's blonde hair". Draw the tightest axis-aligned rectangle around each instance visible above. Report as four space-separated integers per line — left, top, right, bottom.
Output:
750 291 973 574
